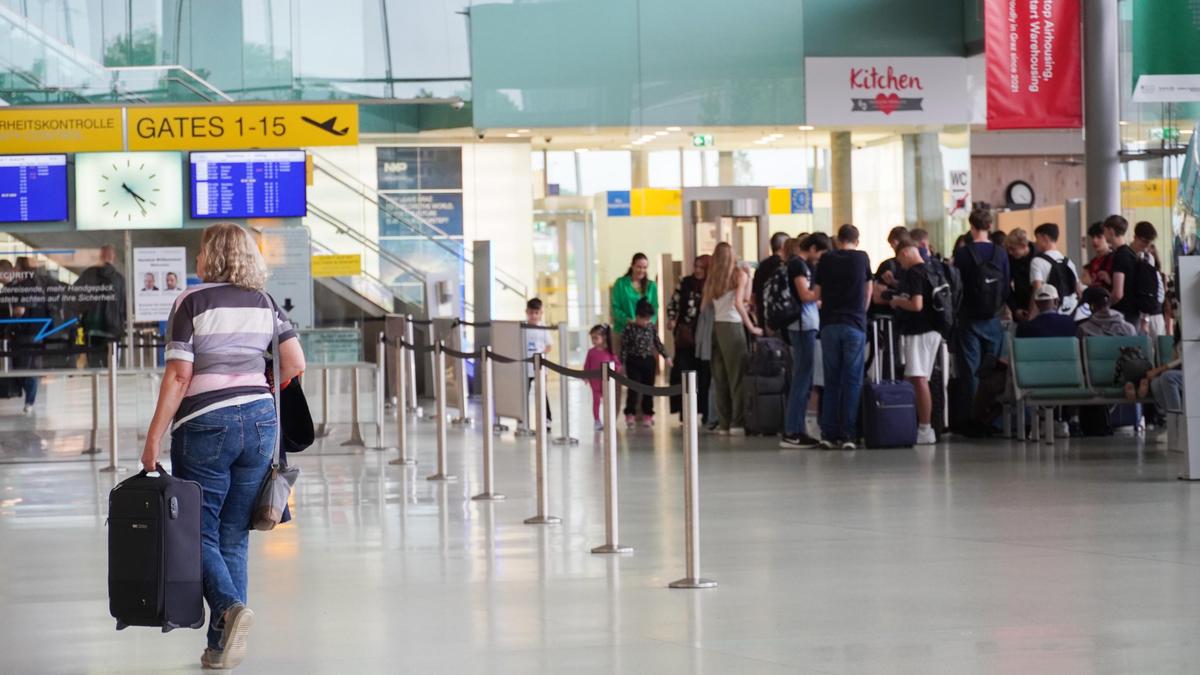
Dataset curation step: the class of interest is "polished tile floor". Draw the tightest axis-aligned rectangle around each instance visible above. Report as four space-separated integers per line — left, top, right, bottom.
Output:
2 374 1200 673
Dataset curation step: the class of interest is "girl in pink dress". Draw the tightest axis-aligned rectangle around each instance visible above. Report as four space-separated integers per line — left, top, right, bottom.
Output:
583 324 621 431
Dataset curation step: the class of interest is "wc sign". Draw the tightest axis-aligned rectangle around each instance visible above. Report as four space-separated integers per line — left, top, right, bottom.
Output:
948 170 970 216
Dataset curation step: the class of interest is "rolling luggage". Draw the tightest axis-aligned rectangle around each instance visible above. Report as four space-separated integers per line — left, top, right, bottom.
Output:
742 336 789 435
862 318 917 448
108 466 205 632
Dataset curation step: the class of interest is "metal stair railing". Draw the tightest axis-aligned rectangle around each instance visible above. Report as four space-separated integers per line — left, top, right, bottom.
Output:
309 151 530 302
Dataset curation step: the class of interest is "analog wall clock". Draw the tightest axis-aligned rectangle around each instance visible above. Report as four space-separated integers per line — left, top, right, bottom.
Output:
75 152 183 230
1004 179 1035 210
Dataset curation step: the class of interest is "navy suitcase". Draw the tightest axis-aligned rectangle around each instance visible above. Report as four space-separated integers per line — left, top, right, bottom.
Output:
108 466 205 632
862 319 917 448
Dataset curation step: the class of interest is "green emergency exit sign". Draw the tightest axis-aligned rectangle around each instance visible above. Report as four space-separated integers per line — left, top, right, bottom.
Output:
691 134 714 147
1150 127 1181 142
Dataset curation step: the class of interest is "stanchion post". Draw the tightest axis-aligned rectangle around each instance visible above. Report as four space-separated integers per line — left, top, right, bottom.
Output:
670 371 716 589
82 371 100 455
314 366 331 438
389 338 416 466
453 327 471 425
426 341 456 481
405 315 420 415
373 332 387 450
524 353 560 524
552 322 579 446
99 342 124 474
472 347 504 500
340 366 366 447
592 362 631 553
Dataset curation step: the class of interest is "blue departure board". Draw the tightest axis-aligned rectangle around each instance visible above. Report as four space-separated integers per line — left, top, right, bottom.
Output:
0 155 68 223
190 150 307 219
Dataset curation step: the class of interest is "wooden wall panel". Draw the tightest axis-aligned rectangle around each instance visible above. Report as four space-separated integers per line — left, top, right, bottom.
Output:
970 155 1085 210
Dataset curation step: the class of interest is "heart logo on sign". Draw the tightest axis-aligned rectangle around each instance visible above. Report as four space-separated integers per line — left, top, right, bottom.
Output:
875 93 901 115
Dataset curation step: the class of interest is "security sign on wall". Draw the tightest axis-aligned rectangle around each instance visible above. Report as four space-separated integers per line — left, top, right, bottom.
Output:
804 57 970 126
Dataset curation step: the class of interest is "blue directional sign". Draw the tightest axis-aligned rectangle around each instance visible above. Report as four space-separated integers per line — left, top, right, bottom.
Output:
0 316 78 341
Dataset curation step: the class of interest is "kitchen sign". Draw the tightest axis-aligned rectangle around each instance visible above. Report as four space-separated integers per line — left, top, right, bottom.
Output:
804 57 970 126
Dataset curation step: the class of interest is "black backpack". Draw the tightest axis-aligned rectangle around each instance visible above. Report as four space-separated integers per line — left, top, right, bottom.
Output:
1035 253 1078 304
965 243 1006 316
762 263 802 331
1131 252 1163 314
925 258 961 336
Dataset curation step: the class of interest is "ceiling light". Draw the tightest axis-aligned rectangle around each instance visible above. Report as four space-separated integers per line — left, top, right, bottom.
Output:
655 131 669 136
574 148 589 153
666 126 682 132
505 133 520 138
1119 121 1129 126
517 129 531 133
798 125 815 131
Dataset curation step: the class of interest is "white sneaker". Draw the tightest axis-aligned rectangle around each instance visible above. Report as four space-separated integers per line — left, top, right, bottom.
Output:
593 420 604 432
1056 421 1070 438
728 427 746 436
916 427 937 445
22 404 33 415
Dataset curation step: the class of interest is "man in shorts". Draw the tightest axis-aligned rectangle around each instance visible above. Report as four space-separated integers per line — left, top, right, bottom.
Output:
888 240 940 445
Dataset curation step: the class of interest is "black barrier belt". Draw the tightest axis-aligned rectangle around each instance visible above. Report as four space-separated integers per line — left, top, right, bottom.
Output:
608 369 683 397
520 323 557 332
398 339 436 354
442 346 475 360
453 319 492 328
487 351 532 365
406 318 434 326
541 358 601 381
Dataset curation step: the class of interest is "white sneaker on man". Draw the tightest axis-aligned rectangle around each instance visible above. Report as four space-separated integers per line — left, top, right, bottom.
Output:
916 426 937 445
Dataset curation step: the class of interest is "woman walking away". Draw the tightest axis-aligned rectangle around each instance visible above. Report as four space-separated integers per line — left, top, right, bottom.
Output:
140 222 306 671
610 252 658 339
583 324 621 431
703 242 762 435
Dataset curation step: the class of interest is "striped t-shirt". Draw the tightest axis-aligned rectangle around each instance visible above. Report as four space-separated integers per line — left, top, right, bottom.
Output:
165 283 297 425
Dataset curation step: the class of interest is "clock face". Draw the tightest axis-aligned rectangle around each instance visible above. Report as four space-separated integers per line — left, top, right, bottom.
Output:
1006 180 1035 208
76 152 183 230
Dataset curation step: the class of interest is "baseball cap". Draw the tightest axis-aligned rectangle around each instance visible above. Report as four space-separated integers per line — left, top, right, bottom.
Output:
1034 285 1059 302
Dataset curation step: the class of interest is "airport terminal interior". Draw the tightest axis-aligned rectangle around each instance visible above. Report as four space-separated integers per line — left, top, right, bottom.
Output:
3 0 1200 672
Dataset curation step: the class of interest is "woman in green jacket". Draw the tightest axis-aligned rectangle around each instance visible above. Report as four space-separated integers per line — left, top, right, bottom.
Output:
611 252 658 335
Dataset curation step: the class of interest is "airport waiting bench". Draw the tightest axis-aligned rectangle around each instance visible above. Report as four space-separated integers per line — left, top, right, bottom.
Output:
1009 334 1164 444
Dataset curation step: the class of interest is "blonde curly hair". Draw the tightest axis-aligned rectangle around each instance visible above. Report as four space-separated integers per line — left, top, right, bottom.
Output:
199 223 268 290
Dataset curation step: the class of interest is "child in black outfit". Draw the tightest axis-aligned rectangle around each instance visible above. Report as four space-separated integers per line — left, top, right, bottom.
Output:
621 299 671 427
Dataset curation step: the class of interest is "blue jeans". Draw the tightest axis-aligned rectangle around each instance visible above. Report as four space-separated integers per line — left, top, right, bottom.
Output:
170 398 276 650
957 318 1004 401
786 329 817 436
820 324 866 441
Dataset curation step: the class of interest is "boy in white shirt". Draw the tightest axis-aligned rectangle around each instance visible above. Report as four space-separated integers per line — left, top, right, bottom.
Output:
525 298 552 427
1029 222 1082 317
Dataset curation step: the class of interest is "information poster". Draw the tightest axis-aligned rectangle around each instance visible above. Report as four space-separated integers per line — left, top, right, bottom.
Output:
261 227 313 329
376 147 465 291
134 247 186 321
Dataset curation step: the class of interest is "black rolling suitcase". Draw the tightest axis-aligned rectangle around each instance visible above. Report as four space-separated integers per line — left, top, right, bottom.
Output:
742 336 790 435
862 318 917 448
108 466 205 632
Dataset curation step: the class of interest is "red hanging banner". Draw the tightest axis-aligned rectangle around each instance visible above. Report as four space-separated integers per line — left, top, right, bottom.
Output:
985 0 1082 129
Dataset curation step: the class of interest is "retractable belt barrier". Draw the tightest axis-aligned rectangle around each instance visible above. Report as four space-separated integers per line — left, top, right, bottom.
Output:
389 330 716 590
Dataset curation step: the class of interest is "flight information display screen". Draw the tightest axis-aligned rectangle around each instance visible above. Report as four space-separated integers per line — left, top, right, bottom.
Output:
0 154 68 223
190 150 307 219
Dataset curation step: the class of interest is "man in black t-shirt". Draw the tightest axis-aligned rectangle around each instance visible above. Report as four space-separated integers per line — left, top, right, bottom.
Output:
751 231 790 330
889 241 939 445
951 209 1009 401
812 225 872 449
1107 216 1161 330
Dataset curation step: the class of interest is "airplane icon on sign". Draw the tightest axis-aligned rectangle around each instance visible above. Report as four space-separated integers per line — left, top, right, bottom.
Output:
301 116 349 136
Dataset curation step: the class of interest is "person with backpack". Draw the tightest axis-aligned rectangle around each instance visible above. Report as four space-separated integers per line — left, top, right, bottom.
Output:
1028 222 1081 317
1106 217 1163 333
1083 221 1114 290
779 235 825 448
952 208 1009 401
888 240 945 445
751 232 790 331
813 224 872 450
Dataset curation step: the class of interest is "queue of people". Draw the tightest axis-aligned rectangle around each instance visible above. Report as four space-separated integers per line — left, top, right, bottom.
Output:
595 209 1182 448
